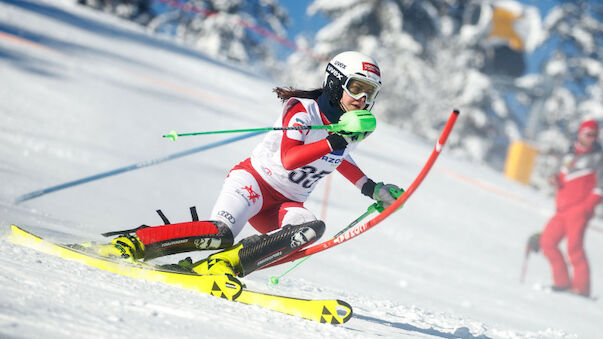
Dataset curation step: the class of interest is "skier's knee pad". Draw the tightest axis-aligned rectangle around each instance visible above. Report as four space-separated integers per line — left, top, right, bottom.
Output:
281 207 317 226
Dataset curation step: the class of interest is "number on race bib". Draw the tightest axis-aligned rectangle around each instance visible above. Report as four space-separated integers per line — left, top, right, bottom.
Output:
288 166 331 188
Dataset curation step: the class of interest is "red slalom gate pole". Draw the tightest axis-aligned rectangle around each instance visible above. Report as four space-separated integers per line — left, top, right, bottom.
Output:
262 109 460 269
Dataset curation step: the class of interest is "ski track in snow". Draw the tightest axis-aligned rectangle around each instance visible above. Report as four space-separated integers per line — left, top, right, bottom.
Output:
1 0 602 338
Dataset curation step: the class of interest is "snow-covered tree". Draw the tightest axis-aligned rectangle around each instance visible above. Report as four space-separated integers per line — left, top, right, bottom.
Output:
74 0 603 194
78 0 290 66
77 0 153 24
528 0 603 191
282 0 543 168
147 0 289 65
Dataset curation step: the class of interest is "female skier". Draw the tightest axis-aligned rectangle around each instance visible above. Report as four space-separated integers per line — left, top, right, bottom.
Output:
98 51 402 277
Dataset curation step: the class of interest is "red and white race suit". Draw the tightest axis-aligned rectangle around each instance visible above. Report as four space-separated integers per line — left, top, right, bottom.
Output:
210 98 370 236
540 143 603 295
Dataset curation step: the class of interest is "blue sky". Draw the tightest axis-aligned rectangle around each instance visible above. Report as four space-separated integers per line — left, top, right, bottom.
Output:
281 0 327 40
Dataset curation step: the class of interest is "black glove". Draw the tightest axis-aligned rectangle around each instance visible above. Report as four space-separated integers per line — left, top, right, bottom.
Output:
326 134 348 151
326 131 371 152
526 232 541 253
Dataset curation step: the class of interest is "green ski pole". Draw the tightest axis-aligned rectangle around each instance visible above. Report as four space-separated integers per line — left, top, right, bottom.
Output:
269 187 404 285
269 203 380 285
163 125 331 141
163 110 377 141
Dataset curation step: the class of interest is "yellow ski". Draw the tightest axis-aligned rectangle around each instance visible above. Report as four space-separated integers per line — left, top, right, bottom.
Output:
9 225 352 324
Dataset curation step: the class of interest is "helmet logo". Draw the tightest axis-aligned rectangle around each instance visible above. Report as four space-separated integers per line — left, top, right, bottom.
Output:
326 64 344 80
334 60 346 69
362 62 380 76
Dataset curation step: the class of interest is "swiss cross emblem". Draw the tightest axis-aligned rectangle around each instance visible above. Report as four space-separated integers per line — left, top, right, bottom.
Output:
242 185 260 204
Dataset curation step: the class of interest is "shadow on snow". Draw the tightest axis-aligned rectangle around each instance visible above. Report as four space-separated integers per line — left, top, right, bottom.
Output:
353 314 491 339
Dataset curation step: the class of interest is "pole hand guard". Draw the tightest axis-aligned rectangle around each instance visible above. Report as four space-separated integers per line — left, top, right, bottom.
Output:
374 186 405 213
327 110 377 133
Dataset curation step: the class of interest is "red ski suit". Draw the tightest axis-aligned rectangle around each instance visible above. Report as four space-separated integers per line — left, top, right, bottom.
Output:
540 143 602 295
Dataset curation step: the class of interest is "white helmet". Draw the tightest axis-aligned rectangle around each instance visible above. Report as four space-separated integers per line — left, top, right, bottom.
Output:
323 51 382 110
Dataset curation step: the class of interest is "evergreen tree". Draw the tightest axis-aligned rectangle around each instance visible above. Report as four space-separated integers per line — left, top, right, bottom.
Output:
77 0 153 24
147 0 289 65
528 0 603 191
78 0 289 67
283 0 539 166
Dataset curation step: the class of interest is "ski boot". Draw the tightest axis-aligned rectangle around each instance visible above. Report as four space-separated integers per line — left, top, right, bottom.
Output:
192 246 242 277
95 234 145 261
95 220 235 263
193 220 325 277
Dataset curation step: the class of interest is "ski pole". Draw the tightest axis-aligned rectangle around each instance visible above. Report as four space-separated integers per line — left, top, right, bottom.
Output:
269 187 404 285
163 125 335 141
521 232 540 283
269 202 381 285
163 110 377 140
520 247 530 284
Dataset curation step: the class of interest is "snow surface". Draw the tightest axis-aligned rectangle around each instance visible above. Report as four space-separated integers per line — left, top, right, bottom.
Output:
1 1 603 338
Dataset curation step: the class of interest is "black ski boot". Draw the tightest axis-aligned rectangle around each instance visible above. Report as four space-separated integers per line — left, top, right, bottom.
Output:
193 220 325 277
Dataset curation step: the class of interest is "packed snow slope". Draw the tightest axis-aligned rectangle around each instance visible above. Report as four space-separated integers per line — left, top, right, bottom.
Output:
1 1 602 338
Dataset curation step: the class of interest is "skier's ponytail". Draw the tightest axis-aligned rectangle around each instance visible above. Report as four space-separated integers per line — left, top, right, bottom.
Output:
273 87 322 103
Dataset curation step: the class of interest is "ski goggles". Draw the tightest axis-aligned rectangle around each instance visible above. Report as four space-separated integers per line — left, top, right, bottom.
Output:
342 76 381 104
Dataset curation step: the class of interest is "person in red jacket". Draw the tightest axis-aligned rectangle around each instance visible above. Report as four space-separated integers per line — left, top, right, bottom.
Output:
539 119 602 296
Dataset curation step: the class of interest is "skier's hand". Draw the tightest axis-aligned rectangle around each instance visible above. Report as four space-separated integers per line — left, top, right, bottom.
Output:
361 179 404 210
338 130 370 144
326 110 376 151
373 182 404 209
526 232 541 253
326 131 370 151
334 110 377 134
